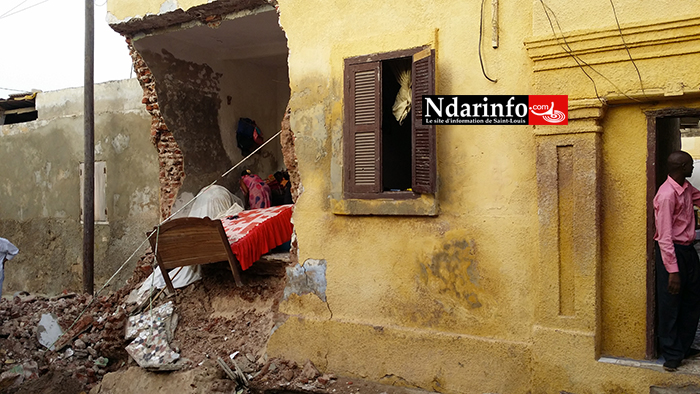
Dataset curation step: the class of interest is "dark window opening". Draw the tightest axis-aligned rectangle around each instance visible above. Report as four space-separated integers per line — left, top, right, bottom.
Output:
381 56 412 191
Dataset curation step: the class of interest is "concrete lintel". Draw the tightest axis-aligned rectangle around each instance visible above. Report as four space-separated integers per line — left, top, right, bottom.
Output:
109 0 273 36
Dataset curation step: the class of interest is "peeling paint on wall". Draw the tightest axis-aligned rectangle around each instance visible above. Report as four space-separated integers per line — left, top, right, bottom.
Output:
160 0 178 14
284 259 327 302
112 133 131 154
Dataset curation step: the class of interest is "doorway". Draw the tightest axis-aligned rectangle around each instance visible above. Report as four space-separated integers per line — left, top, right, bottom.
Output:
646 111 700 359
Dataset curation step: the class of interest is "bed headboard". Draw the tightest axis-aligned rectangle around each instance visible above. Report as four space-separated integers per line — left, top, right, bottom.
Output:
149 217 233 269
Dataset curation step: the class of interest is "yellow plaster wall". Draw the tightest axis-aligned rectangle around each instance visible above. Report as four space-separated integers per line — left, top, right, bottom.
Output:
106 0 700 391
526 0 700 362
600 104 649 359
269 0 700 391
267 0 542 390
530 0 700 38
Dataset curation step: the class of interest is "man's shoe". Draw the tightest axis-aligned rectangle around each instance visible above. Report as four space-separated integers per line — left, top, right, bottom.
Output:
664 359 681 372
686 348 700 358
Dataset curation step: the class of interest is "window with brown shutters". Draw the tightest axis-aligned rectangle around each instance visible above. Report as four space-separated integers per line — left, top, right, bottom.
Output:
343 47 436 198
411 48 436 194
344 62 381 194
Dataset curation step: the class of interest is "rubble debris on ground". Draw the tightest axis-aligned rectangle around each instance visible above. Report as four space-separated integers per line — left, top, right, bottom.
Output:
1 249 433 394
0 250 289 393
124 301 182 371
36 314 62 351
0 251 154 393
0 289 129 393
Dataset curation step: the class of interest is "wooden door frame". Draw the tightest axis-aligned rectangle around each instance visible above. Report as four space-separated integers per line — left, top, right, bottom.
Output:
646 108 700 359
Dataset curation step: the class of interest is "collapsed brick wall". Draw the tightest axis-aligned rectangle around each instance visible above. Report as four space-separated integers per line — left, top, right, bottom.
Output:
126 38 184 221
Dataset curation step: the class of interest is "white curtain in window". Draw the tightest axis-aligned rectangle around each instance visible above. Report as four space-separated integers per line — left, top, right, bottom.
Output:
392 65 411 125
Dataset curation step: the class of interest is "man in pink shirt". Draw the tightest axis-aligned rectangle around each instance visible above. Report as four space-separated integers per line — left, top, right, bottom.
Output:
654 150 700 371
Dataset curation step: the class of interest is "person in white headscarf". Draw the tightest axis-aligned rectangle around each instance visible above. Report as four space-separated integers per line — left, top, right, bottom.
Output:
0 238 19 295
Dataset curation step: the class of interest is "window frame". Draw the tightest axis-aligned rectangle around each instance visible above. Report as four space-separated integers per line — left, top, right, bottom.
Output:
80 161 108 224
342 46 436 200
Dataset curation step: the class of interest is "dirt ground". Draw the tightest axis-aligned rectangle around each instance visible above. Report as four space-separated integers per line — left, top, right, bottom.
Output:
172 260 286 369
1 252 435 394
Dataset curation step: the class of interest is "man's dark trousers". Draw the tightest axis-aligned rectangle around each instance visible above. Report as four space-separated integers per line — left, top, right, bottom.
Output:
656 242 700 363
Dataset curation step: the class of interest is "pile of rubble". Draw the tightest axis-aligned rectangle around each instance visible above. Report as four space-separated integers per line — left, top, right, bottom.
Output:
0 250 293 394
0 246 434 394
0 252 153 393
0 291 129 392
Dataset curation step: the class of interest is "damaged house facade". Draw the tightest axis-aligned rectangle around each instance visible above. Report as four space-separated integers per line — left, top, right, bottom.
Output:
106 0 700 393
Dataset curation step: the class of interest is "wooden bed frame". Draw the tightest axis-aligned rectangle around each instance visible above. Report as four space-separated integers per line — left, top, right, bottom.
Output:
148 217 244 294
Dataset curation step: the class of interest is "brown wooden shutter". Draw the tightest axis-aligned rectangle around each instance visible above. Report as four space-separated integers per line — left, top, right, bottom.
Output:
344 60 381 195
411 48 436 194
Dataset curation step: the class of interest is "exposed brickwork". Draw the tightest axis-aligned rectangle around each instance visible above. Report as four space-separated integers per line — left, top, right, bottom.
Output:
126 38 184 221
280 105 300 203
280 105 300 263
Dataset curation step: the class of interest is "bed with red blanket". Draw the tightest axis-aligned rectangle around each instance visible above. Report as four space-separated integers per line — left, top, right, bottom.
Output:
149 204 293 293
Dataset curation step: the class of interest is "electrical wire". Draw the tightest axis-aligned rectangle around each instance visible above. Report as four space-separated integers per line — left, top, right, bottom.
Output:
609 0 645 95
0 87 30 93
479 0 497 83
538 0 601 102
0 0 50 20
0 0 29 19
538 0 643 103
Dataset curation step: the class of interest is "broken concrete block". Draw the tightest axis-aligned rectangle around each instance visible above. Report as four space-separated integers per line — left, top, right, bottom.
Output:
37 313 63 351
52 314 94 350
125 301 174 340
124 301 181 371
301 360 320 380
125 332 181 370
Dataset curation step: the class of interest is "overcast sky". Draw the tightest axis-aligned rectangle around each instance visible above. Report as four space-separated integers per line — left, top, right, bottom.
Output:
0 0 133 99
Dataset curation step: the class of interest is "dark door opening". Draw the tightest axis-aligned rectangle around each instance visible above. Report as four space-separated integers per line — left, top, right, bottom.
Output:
646 111 700 359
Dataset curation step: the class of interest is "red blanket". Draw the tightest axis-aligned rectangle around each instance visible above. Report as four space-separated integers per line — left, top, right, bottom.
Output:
221 204 293 270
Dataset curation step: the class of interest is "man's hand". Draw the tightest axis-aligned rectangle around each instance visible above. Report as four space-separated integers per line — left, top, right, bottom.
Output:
669 272 681 295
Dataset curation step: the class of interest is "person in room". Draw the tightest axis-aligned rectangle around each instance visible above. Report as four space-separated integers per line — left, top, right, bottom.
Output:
240 169 271 209
0 237 19 295
654 150 700 371
271 170 293 206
